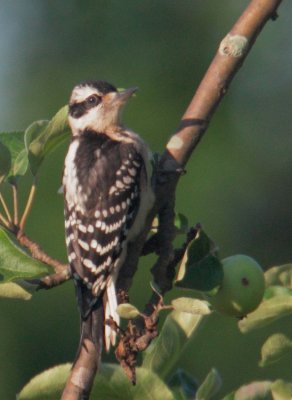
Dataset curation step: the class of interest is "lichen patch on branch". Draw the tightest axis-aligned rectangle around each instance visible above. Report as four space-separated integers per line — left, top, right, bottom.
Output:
219 34 249 58
167 136 184 151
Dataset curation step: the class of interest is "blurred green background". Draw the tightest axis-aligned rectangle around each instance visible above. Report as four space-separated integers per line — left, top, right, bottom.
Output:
0 1 292 399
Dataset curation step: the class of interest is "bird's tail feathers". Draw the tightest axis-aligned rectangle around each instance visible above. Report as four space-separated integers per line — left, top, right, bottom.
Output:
74 279 119 365
103 280 120 351
74 282 104 368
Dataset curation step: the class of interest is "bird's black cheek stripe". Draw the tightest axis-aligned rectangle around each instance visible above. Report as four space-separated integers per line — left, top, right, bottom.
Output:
69 102 88 118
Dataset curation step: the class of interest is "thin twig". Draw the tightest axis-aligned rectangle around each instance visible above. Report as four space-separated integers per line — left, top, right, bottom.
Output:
28 269 71 290
19 183 37 231
0 211 10 228
17 230 68 274
0 192 12 222
12 184 19 226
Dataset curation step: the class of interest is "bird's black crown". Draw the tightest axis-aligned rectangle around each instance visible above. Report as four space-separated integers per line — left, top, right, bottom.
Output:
77 80 117 94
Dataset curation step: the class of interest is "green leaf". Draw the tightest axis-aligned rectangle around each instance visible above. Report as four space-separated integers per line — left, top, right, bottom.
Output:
0 281 34 300
195 368 221 400
0 141 11 183
176 227 222 292
0 226 52 283
171 298 211 316
181 228 211 268
168 369 198 400
265 264 292 288
13 148 29 178
176 254 223 292
0 131 28 183
17 363 71 399
116 303 140 319
263 285 292 300
271 380 292 400
239 295 292 333
221 393 235 400
174 213 189 234
26 106 70 175
143 310 206 380
94 364 175 400
259 333 292 367
25 120 50 149
18 363 175 400
231 381 272 400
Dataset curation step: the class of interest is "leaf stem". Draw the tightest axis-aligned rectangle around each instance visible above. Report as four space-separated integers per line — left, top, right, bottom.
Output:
0 192 12 222
0 211 10 228
12 184 19 226
19 183 37 231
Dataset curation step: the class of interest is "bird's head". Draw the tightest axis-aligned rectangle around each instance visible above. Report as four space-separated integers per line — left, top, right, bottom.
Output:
68 80 137 136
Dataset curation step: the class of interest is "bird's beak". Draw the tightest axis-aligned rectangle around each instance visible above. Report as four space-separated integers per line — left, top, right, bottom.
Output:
104 87 138 115
115 87 138 105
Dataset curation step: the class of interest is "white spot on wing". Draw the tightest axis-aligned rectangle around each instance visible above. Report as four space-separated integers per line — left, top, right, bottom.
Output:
78 225 87 233
87 225 94 233
83 258 97 271
128 168 137 176
78 239 90 251
103 210 108 218
116 180 124 189
91 239 98 249
123 176 132 185
68 252 76 262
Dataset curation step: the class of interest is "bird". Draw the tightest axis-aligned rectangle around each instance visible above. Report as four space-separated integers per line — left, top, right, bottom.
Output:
63 80 154 367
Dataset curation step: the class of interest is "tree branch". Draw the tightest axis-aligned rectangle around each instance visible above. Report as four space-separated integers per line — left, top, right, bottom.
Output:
153 0 283 296
17 230 69 275
61 340 97 400
62 0 283 398
162 0 282 169
116 0 283 383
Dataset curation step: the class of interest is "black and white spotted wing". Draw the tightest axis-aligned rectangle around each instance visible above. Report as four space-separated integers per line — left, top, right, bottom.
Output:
64 130 144 317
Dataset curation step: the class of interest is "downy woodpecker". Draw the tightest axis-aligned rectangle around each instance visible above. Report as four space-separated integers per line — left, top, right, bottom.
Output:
63 80 154 364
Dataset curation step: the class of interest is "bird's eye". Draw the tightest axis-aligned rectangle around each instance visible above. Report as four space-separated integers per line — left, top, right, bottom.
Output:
85 95 100 108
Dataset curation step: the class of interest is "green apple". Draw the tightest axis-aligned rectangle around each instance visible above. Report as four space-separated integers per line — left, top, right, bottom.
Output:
207 255 265 317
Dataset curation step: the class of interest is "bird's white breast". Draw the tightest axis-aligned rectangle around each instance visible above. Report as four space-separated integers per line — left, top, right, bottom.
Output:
63 139 80 207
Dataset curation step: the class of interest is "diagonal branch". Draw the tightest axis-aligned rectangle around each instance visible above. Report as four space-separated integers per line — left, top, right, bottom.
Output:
152 0 283 295
162 0 282 169
116 0 283 383
17 230 68 275
62 0 283 398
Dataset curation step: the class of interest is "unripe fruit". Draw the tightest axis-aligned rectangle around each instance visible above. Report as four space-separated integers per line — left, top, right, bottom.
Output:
208 255 265 317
